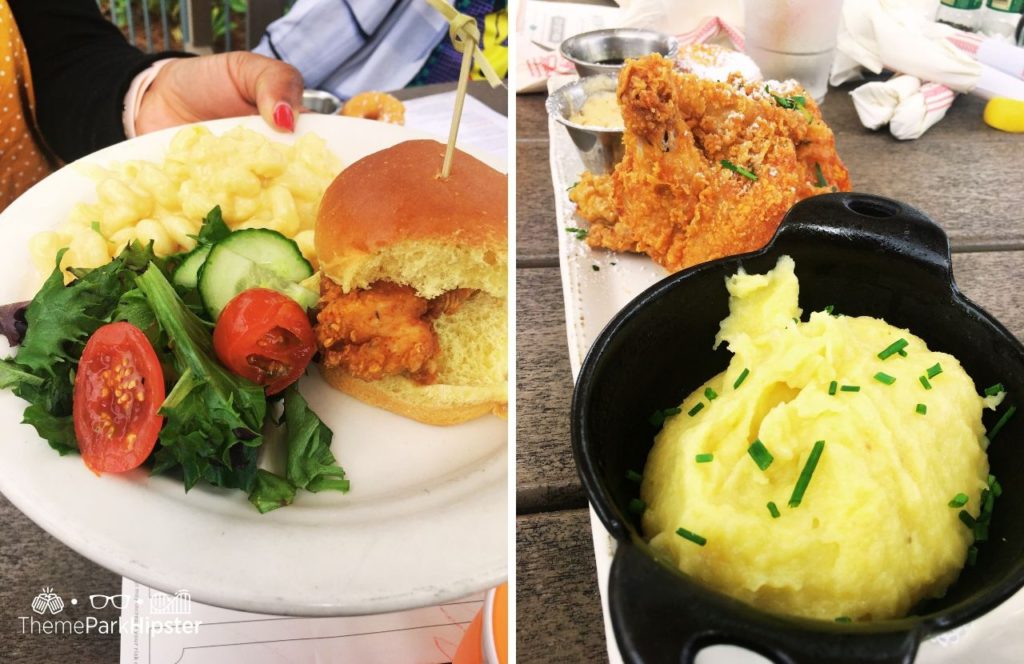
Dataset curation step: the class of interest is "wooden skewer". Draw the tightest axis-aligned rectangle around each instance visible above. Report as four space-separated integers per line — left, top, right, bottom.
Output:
440 38 476 180
427 0 502 179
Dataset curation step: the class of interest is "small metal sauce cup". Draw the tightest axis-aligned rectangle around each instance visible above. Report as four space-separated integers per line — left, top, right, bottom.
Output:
302 89 343 114
546 74 624 174
560 28 679 78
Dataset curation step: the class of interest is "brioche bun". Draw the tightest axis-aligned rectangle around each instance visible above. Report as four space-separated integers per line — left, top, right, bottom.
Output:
315 140 508 425
316 139 507 299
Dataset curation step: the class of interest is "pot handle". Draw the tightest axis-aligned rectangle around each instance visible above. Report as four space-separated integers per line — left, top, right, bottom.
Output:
774 193 952 277
608 543 921 664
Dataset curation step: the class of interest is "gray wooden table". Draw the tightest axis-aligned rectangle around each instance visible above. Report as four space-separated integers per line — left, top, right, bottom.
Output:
0 80 506 664
515 84 1024 661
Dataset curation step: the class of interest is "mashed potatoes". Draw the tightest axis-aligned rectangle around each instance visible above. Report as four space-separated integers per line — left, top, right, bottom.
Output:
641 256 998 621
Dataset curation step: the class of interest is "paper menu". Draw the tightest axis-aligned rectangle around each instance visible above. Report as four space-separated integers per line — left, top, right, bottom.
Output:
519 0 623 51
118 578 482 664
516 1 624 93
403 91 509 166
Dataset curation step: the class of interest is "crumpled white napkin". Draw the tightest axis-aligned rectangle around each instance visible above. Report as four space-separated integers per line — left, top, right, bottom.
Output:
851 74 955 140
833 0 1024 100
891 82 956 139
850 74 922 129
833 0 981 89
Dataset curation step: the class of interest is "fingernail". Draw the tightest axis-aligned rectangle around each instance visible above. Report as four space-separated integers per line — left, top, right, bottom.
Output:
273 102 295 132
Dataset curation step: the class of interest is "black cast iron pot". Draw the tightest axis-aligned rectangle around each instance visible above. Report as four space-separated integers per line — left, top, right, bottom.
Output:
571 193 1024 664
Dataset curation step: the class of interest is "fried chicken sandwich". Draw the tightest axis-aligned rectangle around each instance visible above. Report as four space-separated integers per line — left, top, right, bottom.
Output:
314 139 507 425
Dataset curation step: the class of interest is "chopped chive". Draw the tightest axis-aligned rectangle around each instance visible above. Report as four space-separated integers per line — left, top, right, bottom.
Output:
567 182 578 192
919 375 932 390
565 226 588 240
982 488 994 516
788 440 826 508
592 265 600 271
824 304 835 315
977 483 996 544
649 407 682 427
987 405 1017 441
734 368 750 389
628 498 646 515
840 385 860 392
874 372 896 385
626 469 642 483
688 402 705 417
828 381 838 396
877 338 908 360
704 387 718 401
695 453 714 463
767 501 781 519
967 546 978 566
834 616 852 624
927 363 943 379
949 493 969 508
898 349 908 357
747 439 775 471
989 474 1003 497
985 383 1005 397
958 510 977 529
814 163 828 188
676 527 707 546
916 403 927 415
721 159 758 181
765 85 811 120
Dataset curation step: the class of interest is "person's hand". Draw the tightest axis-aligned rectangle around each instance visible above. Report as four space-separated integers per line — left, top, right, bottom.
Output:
136 52 303 135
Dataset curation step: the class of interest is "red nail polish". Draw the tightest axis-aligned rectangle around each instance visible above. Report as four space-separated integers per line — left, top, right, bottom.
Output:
273 102 295 132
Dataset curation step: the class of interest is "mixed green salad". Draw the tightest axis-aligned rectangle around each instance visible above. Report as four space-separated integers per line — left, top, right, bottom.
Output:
0 207 346 513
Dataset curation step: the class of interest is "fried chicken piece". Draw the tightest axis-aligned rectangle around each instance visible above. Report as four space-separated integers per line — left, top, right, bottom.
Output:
316 280 480 384
568 172 640 253
317 279 440 384
573 54 851 273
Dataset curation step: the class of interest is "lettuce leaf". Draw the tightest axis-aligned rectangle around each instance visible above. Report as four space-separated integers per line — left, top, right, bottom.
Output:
1 226 349 511
1 242 165 452
248 469 296 513
195 206 231 246
135 264 266 492
283 387 349 493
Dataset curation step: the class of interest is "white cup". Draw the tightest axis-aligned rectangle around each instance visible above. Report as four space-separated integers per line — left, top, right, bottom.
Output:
744 0 845 102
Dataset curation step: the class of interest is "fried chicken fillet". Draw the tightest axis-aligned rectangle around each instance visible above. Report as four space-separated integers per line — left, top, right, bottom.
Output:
569 54 851 272
316 278 475 384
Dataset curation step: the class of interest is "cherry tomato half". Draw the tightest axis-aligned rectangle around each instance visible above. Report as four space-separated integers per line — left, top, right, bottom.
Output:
212 288 317 395
73 322 165 474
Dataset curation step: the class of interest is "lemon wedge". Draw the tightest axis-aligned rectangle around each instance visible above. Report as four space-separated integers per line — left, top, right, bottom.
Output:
983 97 1024 132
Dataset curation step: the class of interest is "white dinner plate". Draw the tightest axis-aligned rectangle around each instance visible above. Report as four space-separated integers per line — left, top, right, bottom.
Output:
0 115 508 616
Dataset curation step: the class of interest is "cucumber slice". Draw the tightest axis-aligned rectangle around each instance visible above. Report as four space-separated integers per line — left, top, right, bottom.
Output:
215 228 312 282
198 244 317 319
281 280 319 310
173 245 212 289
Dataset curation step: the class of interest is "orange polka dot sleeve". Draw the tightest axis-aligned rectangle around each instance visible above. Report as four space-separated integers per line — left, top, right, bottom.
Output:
0 0 57 211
